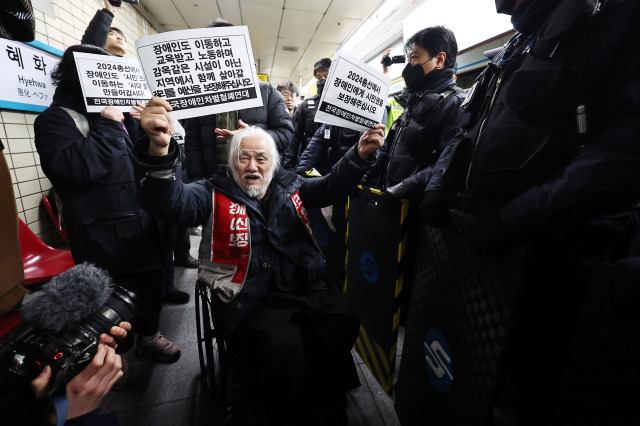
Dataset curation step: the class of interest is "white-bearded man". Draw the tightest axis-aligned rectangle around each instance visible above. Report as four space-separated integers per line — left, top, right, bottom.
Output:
133 97 384 425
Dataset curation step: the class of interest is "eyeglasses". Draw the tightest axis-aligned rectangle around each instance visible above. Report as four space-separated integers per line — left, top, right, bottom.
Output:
280 92 296 99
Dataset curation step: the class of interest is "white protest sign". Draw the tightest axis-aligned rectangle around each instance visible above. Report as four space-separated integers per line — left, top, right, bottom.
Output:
314 51 390 132
73 52 152 113
135 26 263 120
0 39 59 112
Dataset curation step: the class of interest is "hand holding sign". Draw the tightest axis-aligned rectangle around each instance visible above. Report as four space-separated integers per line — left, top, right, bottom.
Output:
130 103 145 120
100 106 124 123
141 97 175 156
357 123 385 160
315 51 391 132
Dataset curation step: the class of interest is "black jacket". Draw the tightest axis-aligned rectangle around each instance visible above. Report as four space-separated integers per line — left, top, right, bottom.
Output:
297 124 362 176
427 0 640 235
365 75 465 194
283 94 322 169
133 139 373 331
183 81 293 180
34 89 165 274
81 8 113 48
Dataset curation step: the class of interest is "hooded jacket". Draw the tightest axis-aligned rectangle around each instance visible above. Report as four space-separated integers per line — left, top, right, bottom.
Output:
34 88 165 274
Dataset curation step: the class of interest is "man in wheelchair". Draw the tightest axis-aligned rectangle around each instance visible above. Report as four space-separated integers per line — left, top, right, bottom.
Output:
133 97 385 425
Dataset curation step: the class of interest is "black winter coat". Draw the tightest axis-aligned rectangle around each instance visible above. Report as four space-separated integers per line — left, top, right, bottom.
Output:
297 124 362 176
34 89 165 274
183 81 293 180
134 139 373 332
427 0 640 235
81 8 113 49
364 78 464 194
283 94 322 169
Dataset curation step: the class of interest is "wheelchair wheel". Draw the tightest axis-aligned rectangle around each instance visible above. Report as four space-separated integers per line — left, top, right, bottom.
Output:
195 282 226 402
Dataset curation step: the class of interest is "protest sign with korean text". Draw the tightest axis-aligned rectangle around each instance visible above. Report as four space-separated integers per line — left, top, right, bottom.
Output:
135 26 263 120
315 51 390 132
73 52 152 113
0 39 60 112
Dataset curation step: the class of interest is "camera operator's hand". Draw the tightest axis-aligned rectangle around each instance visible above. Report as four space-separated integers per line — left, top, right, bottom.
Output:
65 344 122 420
141 97 175 156
381 48 392 74
100 321 131 349
357 123 385 160
30 365 53 399
104 0 122 14
28 320 130 406
214 119 249 140
101 106 124 123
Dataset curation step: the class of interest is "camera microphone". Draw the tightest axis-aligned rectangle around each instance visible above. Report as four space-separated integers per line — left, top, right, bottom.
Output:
0 263 137 393
22 263 113 333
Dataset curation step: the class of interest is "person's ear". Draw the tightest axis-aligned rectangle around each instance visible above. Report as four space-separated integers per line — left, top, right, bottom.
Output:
435 52 446 69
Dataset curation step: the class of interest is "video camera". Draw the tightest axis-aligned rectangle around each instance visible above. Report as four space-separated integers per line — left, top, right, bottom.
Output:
0 284 137 394
107 0 140 6
382 54 405 67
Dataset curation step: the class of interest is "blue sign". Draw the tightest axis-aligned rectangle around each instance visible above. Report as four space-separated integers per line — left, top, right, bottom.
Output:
312 223 329 246
424 328 454 393
360 252 378 283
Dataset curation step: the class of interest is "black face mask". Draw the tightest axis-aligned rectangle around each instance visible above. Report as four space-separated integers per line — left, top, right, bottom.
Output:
316 79 326 96
495 0 517 14
401 58 432 92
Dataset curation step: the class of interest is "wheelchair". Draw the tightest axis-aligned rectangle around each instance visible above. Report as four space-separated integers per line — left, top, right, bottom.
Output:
195 280 230 403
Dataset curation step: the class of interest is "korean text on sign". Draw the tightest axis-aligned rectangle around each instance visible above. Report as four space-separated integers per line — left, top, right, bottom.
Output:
314 50 390 132
136 26 263 120
73 52 152 113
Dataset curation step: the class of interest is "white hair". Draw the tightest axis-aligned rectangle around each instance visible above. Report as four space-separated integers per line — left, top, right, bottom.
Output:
227 126 280 170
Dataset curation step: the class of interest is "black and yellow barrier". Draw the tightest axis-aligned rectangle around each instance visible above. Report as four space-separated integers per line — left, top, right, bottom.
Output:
344 186 408 394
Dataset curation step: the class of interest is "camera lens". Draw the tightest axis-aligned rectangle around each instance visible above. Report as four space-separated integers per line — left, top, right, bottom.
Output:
84 286 138 336
382 55 392 67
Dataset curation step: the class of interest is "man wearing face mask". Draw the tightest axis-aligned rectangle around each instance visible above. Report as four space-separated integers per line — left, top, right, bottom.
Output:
399 0 640 424
361 26 465 326
363 26 465 198
283 58 332 170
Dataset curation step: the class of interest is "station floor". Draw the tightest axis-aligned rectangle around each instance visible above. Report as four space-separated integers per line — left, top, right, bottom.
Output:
100 235 403 426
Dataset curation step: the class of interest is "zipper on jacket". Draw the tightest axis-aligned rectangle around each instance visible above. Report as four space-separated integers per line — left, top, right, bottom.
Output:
464 70 504 191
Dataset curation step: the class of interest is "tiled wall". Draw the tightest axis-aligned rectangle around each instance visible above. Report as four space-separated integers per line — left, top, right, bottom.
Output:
2 0 159 247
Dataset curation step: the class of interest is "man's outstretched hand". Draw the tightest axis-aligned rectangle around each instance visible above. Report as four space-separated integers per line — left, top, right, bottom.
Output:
214 119 249 140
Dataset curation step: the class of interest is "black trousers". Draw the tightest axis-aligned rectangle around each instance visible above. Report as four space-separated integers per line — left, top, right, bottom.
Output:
111 267 165 353
230 290 360 425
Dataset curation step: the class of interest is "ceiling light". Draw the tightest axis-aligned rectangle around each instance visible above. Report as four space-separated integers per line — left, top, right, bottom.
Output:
339 0 407 53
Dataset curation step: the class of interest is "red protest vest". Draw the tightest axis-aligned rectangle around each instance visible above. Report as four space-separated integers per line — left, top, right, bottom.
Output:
198 188 318 302
198 189 251 302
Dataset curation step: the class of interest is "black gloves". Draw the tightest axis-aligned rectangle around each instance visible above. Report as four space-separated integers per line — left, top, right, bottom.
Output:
386 181 410 199
419 190 451 227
